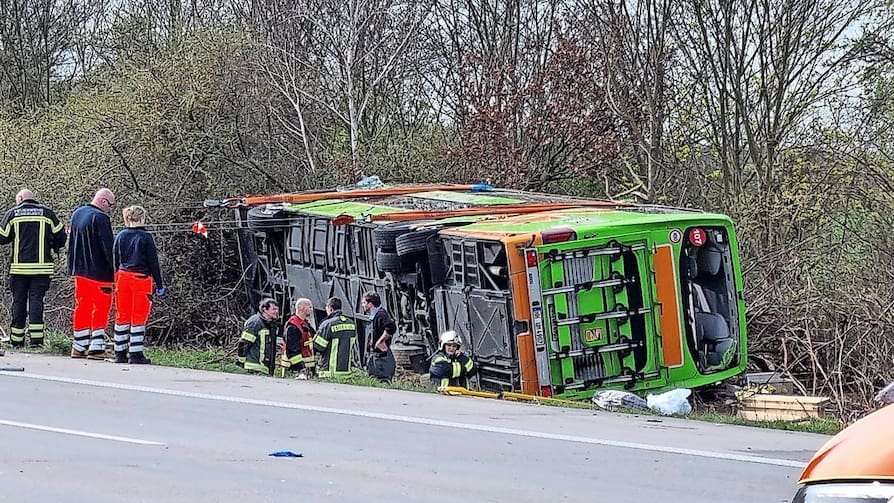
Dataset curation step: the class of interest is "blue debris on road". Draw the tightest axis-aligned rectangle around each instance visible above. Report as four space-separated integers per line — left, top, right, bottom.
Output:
268 450 303 458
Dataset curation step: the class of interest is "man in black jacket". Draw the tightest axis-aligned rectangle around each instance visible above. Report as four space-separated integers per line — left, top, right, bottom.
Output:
0 189 66 348
361 291 397 381
67 188 116 359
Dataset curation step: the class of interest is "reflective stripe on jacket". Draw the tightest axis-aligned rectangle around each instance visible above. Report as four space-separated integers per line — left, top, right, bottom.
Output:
429 350 476 388
283 315 316 368
238 313 278 374
0 200 66 275
312 310 358 377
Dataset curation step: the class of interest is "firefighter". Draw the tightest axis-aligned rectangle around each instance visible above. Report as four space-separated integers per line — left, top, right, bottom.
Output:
0 189 66 348
429 331 477 389
237 298 280 375
312 297 359 378
112 205 165 364
282 298 316 378
67 188 116 359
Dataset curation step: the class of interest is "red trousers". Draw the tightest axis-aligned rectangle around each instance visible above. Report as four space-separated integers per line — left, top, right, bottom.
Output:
72 276 113 352
114 270 153 327
114 270 153 354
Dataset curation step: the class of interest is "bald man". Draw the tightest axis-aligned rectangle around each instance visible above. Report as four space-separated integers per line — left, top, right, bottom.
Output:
0 189 66 348
67 188 116 359
282 298 316 378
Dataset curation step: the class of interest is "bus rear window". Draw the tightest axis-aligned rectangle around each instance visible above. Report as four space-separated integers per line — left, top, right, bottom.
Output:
678 227 740 372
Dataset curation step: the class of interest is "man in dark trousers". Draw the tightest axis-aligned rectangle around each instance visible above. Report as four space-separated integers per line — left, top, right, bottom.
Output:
237 298 280 375
361 291 397 381
0 189 66 348
313 297 358 378
67 188 116 359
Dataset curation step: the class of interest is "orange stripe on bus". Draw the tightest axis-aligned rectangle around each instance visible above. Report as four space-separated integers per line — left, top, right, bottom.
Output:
655 245 684 367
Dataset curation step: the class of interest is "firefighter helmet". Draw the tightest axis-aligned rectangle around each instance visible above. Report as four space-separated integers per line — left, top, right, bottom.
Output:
439 331 462 350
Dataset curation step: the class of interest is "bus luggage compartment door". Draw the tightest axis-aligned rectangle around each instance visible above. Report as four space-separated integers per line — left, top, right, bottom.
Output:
434 287 517 391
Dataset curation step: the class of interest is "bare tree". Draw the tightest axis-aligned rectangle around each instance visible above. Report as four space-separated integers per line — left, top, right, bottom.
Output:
246 0 432 178
674 0 877 200
578 0 676 202
0 0 110 108
428 0 622 190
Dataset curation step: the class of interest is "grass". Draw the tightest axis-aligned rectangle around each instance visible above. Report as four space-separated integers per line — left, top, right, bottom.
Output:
14 330 70 356
610 406 842 434
139 346 433 393
145 348 250 374
320 368 434 393
688 410 842 435
15 341 845 434
10 334 250 374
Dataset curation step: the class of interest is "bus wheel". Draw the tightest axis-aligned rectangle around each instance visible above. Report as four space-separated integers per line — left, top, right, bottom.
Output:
375 249 417 273
395 228 440 256
372 222 416 250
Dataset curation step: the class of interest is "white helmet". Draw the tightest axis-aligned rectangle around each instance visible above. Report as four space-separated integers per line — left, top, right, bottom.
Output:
439 331 462 350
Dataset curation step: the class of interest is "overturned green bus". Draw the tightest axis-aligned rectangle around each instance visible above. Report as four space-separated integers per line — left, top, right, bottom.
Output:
210 183 746 398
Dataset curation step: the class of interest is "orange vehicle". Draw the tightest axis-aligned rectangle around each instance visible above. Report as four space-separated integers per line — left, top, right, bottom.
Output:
793 403 894 501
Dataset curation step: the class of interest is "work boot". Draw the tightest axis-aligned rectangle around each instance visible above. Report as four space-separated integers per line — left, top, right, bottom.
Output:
86 350 110 360
10 340 24 349
128 352 151 365
29 339 44 349
70 348 87 359
114 351 128 364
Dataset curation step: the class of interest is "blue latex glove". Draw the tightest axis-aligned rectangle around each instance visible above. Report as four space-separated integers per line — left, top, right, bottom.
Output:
155 287 167 297
471 183 494 192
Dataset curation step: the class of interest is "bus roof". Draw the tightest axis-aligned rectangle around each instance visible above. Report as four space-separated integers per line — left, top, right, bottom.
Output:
445 208 732 236
264 184 731 234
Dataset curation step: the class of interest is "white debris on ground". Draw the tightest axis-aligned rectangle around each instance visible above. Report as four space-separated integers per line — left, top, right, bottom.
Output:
592 388 693 416
647 389 693 416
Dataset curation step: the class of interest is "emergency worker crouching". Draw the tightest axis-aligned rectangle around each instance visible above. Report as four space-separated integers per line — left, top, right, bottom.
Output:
429 331 476 389
237 298 280 375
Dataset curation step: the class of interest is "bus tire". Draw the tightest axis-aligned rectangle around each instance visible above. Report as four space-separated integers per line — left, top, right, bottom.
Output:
395 228 440 256
372 222 415 250
375 249 417 273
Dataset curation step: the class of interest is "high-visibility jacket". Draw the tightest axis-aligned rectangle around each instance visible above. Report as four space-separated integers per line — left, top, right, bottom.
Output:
429 350 476 388
312 310 358 378
237 313 279 375
0 199 66 275
283 315 315 368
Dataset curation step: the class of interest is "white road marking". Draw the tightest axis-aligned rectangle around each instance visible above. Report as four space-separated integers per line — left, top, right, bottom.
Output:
0 419 165 446
4 372 805 468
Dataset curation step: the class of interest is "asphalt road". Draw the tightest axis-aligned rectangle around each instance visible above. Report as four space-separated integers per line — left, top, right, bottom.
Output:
0 353 827 502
